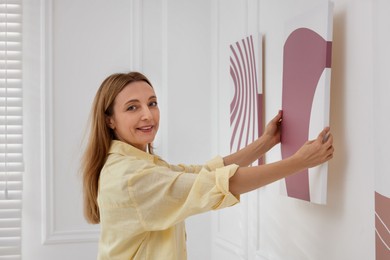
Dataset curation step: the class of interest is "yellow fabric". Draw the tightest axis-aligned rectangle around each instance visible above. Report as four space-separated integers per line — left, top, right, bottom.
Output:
97 140 240 260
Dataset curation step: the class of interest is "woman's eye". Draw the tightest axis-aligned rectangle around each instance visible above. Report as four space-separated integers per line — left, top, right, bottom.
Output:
149 101 158 107
127 106 137 111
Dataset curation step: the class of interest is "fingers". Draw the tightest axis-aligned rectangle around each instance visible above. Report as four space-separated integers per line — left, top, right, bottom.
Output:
317 127 330 143
323 133 334 162
324 133 333 146
276 110 283 123
269 110 283 125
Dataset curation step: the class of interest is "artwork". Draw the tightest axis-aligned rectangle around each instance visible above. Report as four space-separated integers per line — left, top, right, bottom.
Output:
280 0 334 204
375 192 390 259
229 33 263 165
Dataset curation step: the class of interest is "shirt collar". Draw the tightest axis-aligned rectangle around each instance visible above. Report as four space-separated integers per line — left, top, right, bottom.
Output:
108 140 157 162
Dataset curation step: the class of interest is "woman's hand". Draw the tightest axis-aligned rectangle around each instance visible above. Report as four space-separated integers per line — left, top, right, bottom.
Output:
223 111 282 167
262 110 283 150
292 127 334 169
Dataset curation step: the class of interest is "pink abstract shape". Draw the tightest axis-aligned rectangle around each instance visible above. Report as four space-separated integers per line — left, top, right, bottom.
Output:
281 28 332 201
230 35 262 158
375 192 390 260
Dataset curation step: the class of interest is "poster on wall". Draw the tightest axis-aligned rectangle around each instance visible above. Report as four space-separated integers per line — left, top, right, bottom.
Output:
280 0 334 204
229 33 263 165
375 190 390 259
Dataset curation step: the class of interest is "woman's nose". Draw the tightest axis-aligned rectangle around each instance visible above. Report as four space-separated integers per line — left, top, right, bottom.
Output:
141 107 152 120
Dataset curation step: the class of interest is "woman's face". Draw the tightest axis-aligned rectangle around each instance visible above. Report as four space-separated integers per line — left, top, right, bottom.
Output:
107 81 160 151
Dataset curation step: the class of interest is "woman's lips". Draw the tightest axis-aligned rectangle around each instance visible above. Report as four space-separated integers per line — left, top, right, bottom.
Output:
137 126 154 132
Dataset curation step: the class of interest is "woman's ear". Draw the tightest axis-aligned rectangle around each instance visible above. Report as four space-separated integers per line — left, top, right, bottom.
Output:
105 116 115 130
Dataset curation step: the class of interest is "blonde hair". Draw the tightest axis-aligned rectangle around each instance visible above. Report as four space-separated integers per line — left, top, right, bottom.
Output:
82 71 153 224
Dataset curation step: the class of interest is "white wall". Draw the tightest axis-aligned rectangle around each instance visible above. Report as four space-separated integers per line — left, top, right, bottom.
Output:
211 0 378 259
256 0 375 259
22 0 388 259
23 0 136 258
23 0 212 259
142 1 214 259
373 0 390 198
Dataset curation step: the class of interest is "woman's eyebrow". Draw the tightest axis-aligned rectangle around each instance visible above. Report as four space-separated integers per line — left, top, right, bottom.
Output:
124 99 139 105
124 96 156 105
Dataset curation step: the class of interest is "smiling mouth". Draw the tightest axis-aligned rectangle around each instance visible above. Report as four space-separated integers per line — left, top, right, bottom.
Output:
137 126 154 132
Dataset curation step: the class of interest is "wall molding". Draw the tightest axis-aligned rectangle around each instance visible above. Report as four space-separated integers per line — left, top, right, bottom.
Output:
215 198 249 259
40 0 143 245
211 0 266 258
160 0 169 160
215 235 246 259
130 0 143 71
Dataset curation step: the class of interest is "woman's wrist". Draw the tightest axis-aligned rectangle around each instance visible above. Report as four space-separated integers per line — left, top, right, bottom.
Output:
286 153 307 173
252 135 268 156
258 134 275 153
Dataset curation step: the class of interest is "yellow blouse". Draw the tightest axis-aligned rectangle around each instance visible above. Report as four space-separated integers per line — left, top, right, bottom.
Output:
97 140 239 259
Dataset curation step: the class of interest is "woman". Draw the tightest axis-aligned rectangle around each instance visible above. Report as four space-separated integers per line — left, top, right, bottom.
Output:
82 71 334 259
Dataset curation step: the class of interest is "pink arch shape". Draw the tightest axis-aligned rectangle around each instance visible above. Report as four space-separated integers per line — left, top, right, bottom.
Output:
281 28 332 201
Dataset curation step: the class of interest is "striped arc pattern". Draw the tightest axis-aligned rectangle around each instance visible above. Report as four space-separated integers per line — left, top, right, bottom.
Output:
229 35 262 160
375 192 390 259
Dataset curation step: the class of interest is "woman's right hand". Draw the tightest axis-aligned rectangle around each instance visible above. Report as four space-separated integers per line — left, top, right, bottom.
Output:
292 127 334 169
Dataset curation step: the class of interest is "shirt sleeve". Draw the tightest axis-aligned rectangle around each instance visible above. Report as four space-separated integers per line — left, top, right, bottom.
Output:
125 156 240 231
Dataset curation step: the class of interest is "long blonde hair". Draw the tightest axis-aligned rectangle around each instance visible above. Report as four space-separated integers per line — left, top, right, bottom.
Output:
82 71 153 224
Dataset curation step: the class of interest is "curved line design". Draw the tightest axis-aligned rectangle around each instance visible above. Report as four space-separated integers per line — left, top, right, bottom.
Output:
375 192 390 259
281 28 332 201
230 35 262 163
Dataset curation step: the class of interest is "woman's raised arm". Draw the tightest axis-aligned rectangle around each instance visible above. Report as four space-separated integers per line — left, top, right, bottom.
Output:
228 127 334 195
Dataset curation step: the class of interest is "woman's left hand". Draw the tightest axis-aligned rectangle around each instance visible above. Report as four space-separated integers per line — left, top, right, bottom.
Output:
262 110 283 150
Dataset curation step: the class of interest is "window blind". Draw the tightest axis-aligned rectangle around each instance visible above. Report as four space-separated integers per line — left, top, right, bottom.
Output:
0 0 23 259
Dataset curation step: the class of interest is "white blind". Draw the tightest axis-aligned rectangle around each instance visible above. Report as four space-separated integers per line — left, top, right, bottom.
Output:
0 0 23 259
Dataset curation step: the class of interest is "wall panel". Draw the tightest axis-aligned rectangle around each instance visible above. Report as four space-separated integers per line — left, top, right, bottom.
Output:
211 0 263 259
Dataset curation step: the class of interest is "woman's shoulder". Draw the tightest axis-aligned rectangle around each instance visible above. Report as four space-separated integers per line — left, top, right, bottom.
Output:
103 151 151 175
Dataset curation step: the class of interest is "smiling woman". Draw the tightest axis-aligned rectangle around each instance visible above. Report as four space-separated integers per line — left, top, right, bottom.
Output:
81 71 333 260
105 81 160 152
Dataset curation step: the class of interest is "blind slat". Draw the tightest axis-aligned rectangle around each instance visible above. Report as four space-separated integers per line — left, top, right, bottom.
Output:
0 163 23 172
0 79 21 88
0 98 22 107
0 156 23 163
0 124 22 135
0 209 20 218
0 228 20 238
0 89 22 98
0 108 22 116
0 44 22 53
0 5 22 14
0 68 21 77
0 13 21 23
0 237 20 247
0 200 21 209
0 152 22 159
0 145 22 151
0 60 22 69
0 181 22 190
0 246 20 256
0 172 21 182
0 145 23 153
0 191 21 200
0 0 22 4
0 219 20 228
0 255 21 260
0 34 21 42
0 117 22 125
